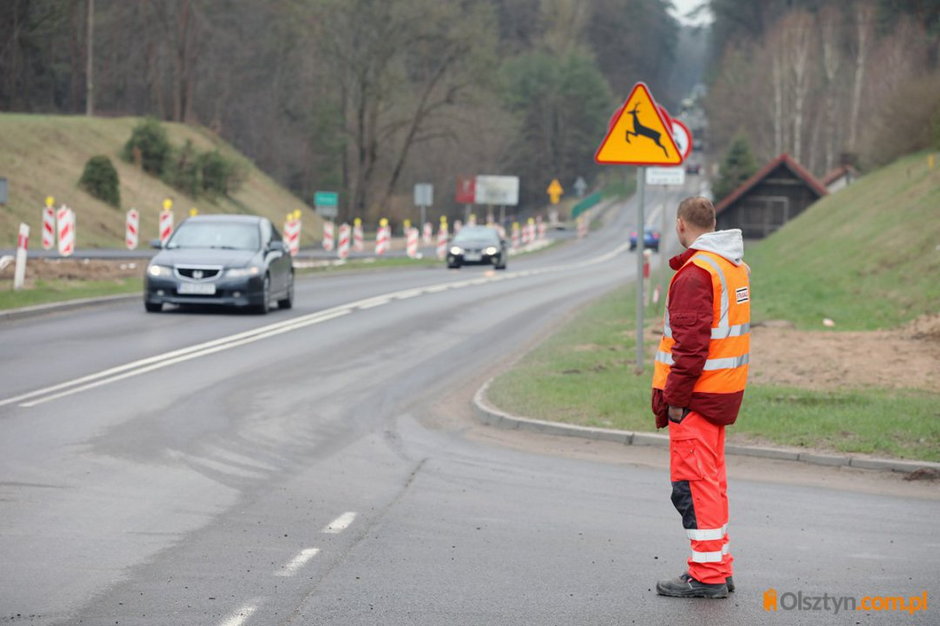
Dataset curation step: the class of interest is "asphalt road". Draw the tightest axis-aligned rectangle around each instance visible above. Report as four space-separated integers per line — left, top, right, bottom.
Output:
2 186 938 625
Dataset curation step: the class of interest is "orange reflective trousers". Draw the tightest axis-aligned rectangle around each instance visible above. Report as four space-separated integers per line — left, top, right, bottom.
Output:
668 411 733 584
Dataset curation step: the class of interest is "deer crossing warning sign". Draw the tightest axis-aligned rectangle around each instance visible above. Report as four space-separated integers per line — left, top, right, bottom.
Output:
595 82 683 166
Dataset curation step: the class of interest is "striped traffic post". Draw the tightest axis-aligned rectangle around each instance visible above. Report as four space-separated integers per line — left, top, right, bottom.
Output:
42 196 55 250
511 222 520 250
422 221 433 245
375 218 390 256
353 218 364 252
323 220 335 252
56 205 74 256
14 223 29 290
159 198 174 245
436 216 448 260
126 208 139 250
406 227 419 258
338 222 351 260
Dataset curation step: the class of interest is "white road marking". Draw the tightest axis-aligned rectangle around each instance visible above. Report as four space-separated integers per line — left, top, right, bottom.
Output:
218 600 260 626
322 511 357 534
3 241 630 408
274 548 320 577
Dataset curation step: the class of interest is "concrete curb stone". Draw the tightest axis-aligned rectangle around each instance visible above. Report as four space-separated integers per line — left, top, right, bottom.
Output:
0 293 139 322
473 378 940 475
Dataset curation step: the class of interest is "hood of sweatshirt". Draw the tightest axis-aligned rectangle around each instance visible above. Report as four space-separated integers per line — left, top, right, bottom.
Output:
689 229 745 265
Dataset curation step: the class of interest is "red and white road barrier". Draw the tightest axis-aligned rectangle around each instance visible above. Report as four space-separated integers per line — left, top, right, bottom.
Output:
56 205 75 256
323 220 335 252
125 209 139 250
577 215 588 239
422 222 433 245
352 219 364 252
406 227 419 258
467 214 477 226
42 203 55 250
453 219 462 235
284 215 301 256
436 219 449 260
159 209 174 245
14 223 29 290
338 222 351 260
375 219 390 256
511 222 520 250
537 215 546 240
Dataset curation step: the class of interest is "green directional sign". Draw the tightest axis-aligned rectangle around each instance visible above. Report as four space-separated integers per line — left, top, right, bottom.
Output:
314 191 338 207
314 191 339 219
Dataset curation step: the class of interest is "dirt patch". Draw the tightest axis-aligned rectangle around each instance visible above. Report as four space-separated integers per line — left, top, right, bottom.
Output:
645 314 940 393
0 257 145 287
749 315 940 393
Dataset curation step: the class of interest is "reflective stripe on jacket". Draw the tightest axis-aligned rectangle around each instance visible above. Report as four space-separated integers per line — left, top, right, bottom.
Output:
652 249 750 397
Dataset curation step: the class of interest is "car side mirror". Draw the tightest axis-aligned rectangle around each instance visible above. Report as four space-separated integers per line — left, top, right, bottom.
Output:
149 238 163 249
267 240 286 252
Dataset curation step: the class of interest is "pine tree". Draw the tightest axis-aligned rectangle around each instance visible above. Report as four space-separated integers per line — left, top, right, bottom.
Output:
713 134 758 203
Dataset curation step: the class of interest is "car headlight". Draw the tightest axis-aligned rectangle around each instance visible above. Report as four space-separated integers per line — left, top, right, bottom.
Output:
148 264 172 278
484 246 498 256
225 266 261 278
449 246 463 255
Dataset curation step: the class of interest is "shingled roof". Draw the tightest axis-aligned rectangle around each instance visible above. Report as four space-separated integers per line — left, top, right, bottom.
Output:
715 153 828 214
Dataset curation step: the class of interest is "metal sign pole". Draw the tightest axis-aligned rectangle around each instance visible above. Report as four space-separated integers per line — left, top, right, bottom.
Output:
636 167 646 375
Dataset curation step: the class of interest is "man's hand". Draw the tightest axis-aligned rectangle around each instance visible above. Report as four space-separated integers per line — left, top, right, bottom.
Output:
668 405 686 423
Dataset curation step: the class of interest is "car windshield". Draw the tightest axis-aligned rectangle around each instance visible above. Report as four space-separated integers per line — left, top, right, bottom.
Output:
453 227 499 244
166 221 260 250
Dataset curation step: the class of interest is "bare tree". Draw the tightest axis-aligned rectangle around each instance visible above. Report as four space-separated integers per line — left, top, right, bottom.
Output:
847 2 876 153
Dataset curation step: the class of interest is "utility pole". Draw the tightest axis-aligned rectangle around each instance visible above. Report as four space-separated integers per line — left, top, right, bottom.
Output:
85 0 94 116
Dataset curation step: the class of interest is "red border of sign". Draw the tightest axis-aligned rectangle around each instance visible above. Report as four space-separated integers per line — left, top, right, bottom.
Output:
594 82 682 166
670 118 693 160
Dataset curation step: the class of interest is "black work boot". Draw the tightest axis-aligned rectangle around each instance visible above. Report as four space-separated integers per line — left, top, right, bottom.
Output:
656 572 729 599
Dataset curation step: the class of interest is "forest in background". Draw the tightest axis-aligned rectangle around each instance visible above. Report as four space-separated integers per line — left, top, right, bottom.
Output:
1 0 938 223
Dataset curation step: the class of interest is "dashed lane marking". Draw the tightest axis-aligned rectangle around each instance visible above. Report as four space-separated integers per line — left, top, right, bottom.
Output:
322 511 357 534
274 548 320 577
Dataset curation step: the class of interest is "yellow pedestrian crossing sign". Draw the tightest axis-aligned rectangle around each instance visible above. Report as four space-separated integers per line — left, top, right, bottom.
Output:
595 82 682 166
547 179 563 204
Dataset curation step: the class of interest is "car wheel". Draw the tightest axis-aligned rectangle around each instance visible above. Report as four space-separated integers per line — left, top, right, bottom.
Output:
495 256 507 270
254 274 271 314
277 273 294 310
447 263 460 269
145 301 162 313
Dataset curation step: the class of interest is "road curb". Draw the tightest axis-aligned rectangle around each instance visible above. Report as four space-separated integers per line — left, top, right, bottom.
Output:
0 293 140 321
472 378 940 475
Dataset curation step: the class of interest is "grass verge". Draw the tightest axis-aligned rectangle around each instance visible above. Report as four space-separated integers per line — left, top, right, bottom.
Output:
0 278 140 310
485 286 940 462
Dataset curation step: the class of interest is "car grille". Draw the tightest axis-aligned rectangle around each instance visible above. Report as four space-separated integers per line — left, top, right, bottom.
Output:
175 266 222 281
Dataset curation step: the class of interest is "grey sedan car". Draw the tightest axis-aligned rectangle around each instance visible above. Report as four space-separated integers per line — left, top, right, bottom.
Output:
446 225 508 270
144 215 294 314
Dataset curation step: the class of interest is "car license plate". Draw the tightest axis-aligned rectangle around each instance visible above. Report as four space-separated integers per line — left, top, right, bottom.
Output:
464 253 481 261
178 282 216 295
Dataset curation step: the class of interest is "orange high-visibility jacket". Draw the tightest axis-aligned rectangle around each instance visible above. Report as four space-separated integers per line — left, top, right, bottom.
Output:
652 249 750 423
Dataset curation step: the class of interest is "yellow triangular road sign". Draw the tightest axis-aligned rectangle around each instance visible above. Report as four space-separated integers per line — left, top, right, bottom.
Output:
595 82 682 166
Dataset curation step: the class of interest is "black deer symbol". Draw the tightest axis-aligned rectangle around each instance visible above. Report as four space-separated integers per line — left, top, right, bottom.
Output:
625 105 670 158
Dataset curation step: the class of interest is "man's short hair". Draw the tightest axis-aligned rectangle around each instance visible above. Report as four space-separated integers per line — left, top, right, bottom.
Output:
677 197 716 230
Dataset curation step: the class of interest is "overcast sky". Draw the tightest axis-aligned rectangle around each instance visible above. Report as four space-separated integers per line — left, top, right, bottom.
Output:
668 0 713 26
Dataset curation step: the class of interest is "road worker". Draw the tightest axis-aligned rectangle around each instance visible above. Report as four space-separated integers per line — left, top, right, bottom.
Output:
651 196 750 599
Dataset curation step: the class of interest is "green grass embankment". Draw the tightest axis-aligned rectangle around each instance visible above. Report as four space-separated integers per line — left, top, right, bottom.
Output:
0 113 320 249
